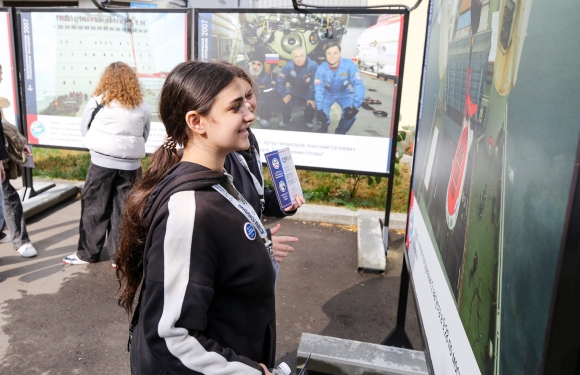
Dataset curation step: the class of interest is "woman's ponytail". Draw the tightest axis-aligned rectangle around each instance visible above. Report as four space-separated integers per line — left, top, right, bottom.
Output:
115 61 239 315
115 146 180 314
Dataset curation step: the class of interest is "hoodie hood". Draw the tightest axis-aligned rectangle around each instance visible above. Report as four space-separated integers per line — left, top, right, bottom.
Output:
143 162 227 228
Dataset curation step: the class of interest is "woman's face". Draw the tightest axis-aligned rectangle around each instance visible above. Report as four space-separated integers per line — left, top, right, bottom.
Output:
242 79 257 114
203 78 255 154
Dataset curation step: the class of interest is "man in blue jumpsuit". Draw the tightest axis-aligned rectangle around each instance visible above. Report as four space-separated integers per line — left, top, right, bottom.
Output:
314 41 366 134
248 55 277 127
276 47 318 129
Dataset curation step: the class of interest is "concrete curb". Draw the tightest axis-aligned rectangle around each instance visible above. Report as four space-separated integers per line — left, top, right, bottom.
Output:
284 205 408 274
287 203 407 230
17 181 407 275
357 216 386 272
18 181 83 220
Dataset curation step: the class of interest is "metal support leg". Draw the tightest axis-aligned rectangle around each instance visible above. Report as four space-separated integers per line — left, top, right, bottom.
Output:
382 259 413 349
21 167 37 200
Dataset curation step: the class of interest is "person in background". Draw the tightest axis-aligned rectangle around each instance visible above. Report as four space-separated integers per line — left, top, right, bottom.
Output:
276 47 318 129
247 53 278 128
223 62 305 263
63 62 150 266
314 41 366 134
116 61 278 375
0 63 36 257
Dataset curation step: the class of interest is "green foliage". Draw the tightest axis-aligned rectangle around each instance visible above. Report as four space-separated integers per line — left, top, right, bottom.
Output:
141 155 152 172
32 148 91 180
32 148 411 213
264 165 410 213
33 149 153 181
303 185 331 201
342 173 383 199
395 125 415 177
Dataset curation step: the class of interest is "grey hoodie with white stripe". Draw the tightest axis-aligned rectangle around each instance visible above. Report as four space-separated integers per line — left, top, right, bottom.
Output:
130 162 275 375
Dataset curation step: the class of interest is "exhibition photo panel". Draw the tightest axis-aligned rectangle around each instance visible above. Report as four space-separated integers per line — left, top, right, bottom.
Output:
16 9 189 153
406 0 580 374
196 9 406 174
0 8 19 127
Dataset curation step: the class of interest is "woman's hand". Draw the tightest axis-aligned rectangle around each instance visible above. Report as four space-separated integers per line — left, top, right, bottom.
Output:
259 363 274 375
270 223 298 262
284 194 306 212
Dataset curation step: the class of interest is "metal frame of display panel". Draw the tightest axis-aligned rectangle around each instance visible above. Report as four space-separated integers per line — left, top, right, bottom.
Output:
10 7 191 196
12 7 192 150
193 7 409 178
1 7 22 131
392 0 580 374
194 7 410 253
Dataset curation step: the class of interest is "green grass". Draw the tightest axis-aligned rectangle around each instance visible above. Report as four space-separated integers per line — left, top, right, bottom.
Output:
32 148 91 181
263 165 410 212
32 148 410 212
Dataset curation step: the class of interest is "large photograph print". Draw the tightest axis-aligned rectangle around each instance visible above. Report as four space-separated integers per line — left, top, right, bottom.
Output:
0 9 18 127
18 10 188 152
196 10 405 174
407 0 580 374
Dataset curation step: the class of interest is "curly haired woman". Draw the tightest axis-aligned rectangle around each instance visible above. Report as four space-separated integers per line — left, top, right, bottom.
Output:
63 61 151 266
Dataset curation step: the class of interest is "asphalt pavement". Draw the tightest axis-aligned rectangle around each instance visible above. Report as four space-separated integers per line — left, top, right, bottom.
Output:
0 186 423 375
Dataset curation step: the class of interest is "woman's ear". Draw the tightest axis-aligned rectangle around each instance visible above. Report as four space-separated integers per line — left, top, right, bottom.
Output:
185 111 206 135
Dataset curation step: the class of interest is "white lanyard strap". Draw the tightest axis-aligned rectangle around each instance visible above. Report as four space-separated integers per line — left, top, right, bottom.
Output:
212 182 273 255
234 149 265 212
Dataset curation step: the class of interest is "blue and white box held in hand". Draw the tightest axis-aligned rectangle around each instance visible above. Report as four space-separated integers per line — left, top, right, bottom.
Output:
264 147 303 210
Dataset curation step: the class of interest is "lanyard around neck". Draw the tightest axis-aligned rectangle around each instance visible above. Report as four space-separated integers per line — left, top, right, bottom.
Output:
212 177 272 255
212 174 280 284
234 147 265 211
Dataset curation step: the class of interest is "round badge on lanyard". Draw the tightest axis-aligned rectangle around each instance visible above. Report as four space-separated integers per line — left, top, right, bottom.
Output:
290 70 296 77
244 222 256 240
343 80 349 86
212 183 280 285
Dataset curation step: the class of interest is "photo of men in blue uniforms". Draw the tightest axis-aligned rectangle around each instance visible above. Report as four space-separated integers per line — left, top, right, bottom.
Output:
247 54 278 127
276 47 318 129
314 41 366 134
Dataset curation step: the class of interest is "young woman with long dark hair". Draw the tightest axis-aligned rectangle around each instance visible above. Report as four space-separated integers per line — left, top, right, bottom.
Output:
116 61 277 375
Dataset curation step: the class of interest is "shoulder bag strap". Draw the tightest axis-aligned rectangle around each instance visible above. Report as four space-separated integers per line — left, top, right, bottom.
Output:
87 99 104 130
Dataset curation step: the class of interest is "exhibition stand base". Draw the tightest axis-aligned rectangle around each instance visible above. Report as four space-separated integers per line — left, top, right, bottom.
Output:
297 333 427 375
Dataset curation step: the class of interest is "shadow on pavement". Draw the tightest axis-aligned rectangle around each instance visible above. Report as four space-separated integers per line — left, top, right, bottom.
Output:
0 202 422 375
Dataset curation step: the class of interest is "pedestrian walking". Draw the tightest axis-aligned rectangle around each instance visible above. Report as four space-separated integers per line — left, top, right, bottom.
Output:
0 63 36 257
116 61 278 374
63 61 151 266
